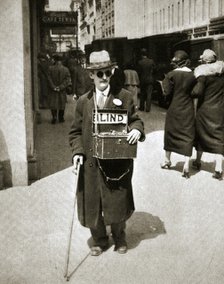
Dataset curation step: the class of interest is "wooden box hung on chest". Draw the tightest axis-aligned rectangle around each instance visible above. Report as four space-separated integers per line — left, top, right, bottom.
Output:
92 109 137 159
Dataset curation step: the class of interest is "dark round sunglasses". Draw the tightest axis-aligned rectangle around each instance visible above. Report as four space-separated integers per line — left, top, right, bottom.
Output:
96 70 112 78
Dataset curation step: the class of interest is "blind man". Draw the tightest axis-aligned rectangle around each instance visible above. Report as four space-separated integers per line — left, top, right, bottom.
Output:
69 50 145 256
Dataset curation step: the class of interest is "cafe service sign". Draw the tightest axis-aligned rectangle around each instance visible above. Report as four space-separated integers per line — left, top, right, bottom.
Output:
42 12 78 26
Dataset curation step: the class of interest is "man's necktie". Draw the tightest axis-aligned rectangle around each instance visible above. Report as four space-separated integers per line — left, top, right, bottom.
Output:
98 93 106 108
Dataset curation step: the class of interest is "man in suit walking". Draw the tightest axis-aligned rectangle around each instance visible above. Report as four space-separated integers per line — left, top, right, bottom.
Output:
48 54 71 123
69 50 145 256
137 48 155 112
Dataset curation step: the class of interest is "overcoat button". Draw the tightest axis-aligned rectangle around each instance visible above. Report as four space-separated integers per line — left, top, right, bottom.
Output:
89 148 93 152
89 163 93 167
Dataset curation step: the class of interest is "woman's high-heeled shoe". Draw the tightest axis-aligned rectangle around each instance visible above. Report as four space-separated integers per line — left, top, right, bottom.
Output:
192 160 201 171
161 161 171 169
182 170 190 179
212 171 223 180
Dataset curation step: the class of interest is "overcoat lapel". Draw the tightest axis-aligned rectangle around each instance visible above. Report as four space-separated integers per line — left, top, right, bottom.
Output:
104 90 122 109
86 89 95 118
104 92 114 108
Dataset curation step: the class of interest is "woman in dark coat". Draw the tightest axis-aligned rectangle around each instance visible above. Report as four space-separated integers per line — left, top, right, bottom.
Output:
191 49 224 180
161 50 196 178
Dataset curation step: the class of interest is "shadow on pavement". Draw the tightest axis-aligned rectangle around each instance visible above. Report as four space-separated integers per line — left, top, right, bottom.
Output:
86 211 166 251
168 161 198 177
126 211 166 249
196 161 215 173
172 160 215 176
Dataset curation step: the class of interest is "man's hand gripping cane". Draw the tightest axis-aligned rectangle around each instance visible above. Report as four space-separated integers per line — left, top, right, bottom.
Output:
64 154 84 281
72 155 83 175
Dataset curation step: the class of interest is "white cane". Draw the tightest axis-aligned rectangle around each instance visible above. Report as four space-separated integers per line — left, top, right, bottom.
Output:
64 162 81 281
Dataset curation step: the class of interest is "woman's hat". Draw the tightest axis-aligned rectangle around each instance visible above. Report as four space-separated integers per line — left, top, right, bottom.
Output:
87 50 116 70
172 50 189 63
199 49 217 63
171 50 190 68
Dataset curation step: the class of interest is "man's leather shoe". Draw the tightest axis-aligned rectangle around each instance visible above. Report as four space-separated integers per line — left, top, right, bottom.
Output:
90 246 103 256
116 245 128 254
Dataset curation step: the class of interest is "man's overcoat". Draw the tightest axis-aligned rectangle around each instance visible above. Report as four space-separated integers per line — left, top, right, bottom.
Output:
48 64 71 109
69 87 145 228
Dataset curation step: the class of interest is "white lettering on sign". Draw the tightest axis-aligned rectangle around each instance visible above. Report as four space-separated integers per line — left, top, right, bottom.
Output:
93 113 127 124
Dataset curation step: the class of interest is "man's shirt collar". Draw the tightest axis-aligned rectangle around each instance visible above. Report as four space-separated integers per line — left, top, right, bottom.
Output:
95 85 110 97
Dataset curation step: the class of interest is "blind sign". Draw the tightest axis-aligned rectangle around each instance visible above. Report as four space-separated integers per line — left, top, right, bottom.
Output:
93 112 127 124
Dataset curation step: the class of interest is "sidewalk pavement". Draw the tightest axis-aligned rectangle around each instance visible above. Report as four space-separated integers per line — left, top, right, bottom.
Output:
0 101 224 284
35 96 76 179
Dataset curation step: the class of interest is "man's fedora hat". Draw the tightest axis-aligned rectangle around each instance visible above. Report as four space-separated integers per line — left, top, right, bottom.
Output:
87 50 116 70
53 53 63 62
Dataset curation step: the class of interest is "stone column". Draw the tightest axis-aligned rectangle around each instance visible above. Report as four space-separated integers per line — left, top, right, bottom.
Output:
0 0 28 186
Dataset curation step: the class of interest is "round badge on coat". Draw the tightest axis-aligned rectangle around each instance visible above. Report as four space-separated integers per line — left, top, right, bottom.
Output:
113 98 122 106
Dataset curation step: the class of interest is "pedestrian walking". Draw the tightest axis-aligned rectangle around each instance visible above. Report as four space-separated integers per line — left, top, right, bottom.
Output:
110 63 126 94
67 52 93 99
37 52 52 109
191 49 224 180
69 50 145 256
161 50 196 178
48 54 71 124
137 48 155 112
124 62 140 108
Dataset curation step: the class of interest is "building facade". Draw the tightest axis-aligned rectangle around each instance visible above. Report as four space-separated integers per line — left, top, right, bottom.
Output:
79 0 96 50
150 0 224 38
0 0 224 188
79 0 224 46
0 0 80 187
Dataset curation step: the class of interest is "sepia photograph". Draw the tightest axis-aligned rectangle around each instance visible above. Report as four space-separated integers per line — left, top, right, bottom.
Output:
0 0 224 283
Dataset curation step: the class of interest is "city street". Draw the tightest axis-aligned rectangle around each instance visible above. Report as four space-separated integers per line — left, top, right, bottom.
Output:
0 97 224 284
1 1 224 283
35 96 166 179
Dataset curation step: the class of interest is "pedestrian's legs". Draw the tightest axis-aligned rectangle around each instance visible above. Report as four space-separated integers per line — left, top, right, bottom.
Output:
139 85 146 111
90 215 109 249
161 151 171 169
182 156 190 178
214 154 223 172
212 154 223 180
192 151 203 170
51 109 57 124
165 151 171 162
111 221 127 253
183 156 190 172
58 109 65 122
196 151 203 163
145 84 153 112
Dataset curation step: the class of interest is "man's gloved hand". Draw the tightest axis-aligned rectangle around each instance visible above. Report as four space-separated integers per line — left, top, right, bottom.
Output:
72 155 83 174
73 94 78 100
54 86 60 92
127 129 141 144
